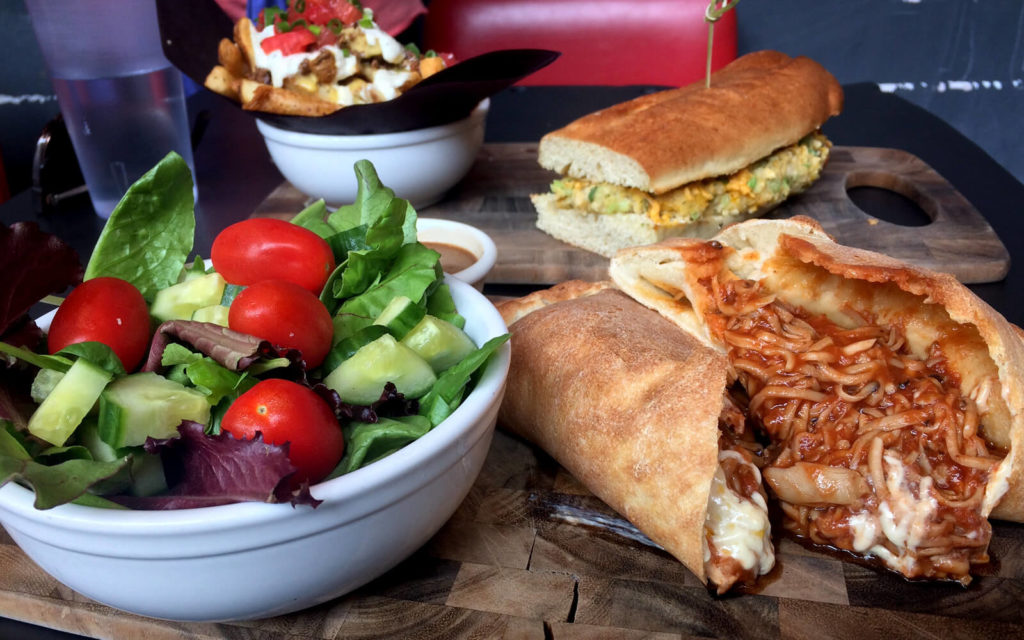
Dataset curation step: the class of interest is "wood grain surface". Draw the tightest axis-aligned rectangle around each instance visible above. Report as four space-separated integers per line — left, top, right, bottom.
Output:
2 429 1023 639
253 143 1010 285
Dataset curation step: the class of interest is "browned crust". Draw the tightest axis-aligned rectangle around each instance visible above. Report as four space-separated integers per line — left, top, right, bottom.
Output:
540 51 843 193
496 280 613 325
610 217 1024 523
497 287 727 582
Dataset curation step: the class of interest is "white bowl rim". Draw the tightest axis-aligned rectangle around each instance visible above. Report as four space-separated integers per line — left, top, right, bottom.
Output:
0 276 510 534
256 99 490 150
417 218 497 287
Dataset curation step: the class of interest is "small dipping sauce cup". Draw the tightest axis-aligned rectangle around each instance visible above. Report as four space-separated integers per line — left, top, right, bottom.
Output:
417 218 497 290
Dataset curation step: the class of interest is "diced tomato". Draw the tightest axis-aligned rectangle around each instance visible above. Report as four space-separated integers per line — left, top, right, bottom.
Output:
437 52 457 67
260 26 317 55
315 27 339 48
288 0 362 27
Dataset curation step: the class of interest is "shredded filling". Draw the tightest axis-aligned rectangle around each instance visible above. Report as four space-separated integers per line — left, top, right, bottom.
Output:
703 406 775 593
704 275 1001 583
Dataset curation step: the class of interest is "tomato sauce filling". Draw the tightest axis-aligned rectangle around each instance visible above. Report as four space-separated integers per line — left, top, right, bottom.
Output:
705 274 1000 583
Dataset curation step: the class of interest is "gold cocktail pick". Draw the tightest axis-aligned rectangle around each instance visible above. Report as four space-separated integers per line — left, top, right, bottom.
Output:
705 0 741 88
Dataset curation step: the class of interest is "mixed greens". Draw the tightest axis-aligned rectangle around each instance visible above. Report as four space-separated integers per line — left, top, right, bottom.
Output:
0 153 507 510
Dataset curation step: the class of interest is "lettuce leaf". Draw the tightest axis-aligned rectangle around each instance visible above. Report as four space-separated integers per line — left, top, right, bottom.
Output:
333 243 441 339
332 415 432 476
83 152 195 300
0 423 130 510
418 334 510 426
121 421 319 509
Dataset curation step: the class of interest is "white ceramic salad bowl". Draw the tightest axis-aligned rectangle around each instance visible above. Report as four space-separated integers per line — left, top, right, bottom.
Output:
0 275 510 622
257 100 488 210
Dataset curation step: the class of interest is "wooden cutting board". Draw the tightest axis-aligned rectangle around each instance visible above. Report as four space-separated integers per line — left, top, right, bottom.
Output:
254 143 1010 285
2 429 1023 639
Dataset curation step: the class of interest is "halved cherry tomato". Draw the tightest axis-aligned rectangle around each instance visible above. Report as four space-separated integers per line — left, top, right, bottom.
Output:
288 0 362 27
47 277 151 371
260 26 317 55
221 378 344 485
228 279 333 369
211 218 335 294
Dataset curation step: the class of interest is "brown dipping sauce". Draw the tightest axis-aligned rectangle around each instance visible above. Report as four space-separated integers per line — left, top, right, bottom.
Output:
423 241 478 274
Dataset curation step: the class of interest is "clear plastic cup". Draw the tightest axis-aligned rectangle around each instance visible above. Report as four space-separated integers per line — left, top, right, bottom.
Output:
27 0 197 218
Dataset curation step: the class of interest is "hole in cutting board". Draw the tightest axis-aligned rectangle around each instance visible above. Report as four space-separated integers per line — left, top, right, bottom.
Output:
844 171 934 227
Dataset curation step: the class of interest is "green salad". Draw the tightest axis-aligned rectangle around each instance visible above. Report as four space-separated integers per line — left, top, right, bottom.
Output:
0 153 507 510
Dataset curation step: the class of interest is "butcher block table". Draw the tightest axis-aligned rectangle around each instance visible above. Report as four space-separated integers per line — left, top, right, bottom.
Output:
3 84 1024 639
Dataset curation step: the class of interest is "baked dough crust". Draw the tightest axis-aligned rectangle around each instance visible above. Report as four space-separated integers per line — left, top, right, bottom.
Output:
496 286 730 582
610 216 1024 522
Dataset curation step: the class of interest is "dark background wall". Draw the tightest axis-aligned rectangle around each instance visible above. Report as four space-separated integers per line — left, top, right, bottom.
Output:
1 0 1021 198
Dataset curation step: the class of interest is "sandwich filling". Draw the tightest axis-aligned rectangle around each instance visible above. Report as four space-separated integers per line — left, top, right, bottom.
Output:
547 133 831 227
686 262 1001 583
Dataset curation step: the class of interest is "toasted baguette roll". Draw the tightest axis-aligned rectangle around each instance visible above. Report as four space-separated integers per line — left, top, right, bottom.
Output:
610 216 1024 583
533 51 843 257
497 282 774 593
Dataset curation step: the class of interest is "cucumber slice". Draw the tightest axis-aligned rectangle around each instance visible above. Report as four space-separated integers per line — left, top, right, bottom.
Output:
401 315 477 373
150 272 227 323
373 295 426 339
323 334 437 405
126 451 169 497
98 372 211 448
191 304 230 326
27 358 112 447
322 324 389 375
30 368 66 403
219 283 245 307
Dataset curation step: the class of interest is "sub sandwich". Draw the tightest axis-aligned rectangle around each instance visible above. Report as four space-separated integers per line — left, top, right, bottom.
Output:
532 50 844 257
610 217 1024 583
497 282 775 594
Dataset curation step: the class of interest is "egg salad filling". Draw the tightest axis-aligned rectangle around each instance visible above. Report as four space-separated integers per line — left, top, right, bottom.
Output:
249 10 445 107
549 132 832 228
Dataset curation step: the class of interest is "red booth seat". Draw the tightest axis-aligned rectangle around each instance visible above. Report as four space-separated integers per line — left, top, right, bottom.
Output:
423 0 738 86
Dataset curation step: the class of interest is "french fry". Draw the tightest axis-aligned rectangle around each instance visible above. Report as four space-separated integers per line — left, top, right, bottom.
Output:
204 65 240 100
217 37 247 79
234 17 257 73
242 82 342 116
419 57 445 79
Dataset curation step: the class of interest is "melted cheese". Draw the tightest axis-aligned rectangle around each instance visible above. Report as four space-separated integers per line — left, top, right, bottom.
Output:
703 453 774 575
845 453 941 573
248 20 421 105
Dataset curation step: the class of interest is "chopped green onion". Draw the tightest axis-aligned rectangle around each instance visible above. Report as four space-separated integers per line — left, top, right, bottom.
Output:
587 186 598 202
405 42 422 55
309 24 322 36
358 16 374 28
294 0 306 12
291 18 307 30
424 50 438 58
277 20 292 32
262 7 284 26
327 17 343 34
747 176 758 190
341 48 351 57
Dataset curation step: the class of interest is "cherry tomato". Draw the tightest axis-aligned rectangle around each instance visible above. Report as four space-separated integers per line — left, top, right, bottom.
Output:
228 280 333 369
221 379 344 485
211 218 335 295
260 26 317 55
288 0 363 26
47 277 151 371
